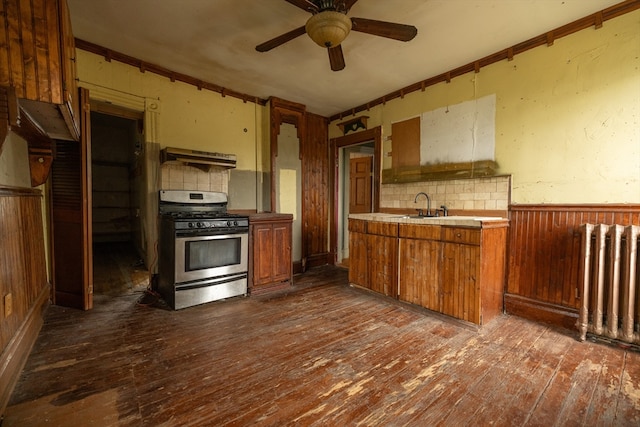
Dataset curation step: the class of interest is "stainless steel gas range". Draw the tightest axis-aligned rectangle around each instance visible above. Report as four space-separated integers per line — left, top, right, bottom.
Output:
157 190 249 310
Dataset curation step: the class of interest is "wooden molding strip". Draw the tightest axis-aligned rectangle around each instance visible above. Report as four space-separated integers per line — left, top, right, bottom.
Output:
330 0 640 121
74 39 269 107
511 203 640 212
0 186 42 197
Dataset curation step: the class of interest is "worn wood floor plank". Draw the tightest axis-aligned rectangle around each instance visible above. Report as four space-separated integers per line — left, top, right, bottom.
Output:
5 266 640 426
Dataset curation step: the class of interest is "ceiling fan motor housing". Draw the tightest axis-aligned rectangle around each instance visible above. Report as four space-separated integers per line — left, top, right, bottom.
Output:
305 11 352 48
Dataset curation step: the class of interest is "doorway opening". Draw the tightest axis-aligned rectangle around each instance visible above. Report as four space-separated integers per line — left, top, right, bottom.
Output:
338 141 374 268
331 126 382 269
90 109 148 297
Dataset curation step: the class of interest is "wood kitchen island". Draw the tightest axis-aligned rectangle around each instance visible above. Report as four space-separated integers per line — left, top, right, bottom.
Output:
349 213 509 325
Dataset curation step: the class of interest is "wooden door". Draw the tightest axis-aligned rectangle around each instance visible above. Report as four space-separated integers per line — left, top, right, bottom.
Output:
441 242 480 323
348 219 368 288
349 156 372 214
271 222 292 283
252 224 273 288
367 234 397 297
399 238 441 311
50 87 93 309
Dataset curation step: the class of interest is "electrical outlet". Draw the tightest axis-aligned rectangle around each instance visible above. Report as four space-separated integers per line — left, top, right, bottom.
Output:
4 293 12 317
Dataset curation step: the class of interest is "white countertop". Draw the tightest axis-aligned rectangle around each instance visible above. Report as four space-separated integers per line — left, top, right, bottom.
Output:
348 213 508 228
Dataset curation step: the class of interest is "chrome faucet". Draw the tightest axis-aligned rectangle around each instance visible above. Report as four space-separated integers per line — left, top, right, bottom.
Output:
414 192 431 217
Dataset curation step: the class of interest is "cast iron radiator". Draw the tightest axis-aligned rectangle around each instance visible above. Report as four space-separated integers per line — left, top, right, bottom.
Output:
578 223 640 343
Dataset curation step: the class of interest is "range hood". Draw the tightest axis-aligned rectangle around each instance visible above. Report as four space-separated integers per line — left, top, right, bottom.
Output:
161 147 237 171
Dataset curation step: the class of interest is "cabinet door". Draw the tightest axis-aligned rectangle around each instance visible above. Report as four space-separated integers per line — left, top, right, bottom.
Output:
271 222 291 283
348 230 368 288
252 224 274 287
399 238 440 311
442 242 480 323
368 234 397 297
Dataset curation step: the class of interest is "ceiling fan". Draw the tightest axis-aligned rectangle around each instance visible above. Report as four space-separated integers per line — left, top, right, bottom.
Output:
255 0 418 71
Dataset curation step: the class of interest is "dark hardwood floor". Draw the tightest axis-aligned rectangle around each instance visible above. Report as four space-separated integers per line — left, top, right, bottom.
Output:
93 241 149 297
5 266 640 426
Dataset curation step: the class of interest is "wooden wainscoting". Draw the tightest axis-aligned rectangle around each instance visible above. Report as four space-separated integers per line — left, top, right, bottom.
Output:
0 187 50 415
506 204 640 329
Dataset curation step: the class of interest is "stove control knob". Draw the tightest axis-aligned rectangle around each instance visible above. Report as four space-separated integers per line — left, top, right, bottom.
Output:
234 220 238 226
226 220 232 227
188 222 194 228
196 222 202 228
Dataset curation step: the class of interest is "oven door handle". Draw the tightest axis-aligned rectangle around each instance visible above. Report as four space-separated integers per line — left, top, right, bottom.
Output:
175 228 248 238
176 273 248 291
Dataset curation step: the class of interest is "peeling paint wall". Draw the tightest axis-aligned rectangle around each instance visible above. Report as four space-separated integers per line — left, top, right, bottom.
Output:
331 11 640 204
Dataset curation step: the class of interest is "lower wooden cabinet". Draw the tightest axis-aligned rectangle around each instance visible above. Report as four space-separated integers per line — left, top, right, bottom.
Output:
348 219 398 298
349 218 508 325
249 213 293 295
398 223 505 325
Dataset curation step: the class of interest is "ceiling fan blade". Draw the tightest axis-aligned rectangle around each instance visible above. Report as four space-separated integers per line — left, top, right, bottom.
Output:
328 45 346 71
342 0 359 12
284 0 318 13
350 17 417 41
256 26 307 52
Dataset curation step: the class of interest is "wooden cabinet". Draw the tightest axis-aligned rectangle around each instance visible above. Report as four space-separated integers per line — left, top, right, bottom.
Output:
0 0 79 141
398 222 506 325
249 214 293 295
348 219 368 288
398 224 441 312
348 219 398 298
350 217 508 325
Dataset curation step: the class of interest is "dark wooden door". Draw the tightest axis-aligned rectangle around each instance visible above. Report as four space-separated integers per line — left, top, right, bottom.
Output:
349 156 372 214
271 222 292 283
50 87 93 309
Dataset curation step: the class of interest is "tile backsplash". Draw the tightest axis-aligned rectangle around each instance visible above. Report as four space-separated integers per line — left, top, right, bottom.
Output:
381 175 510 212
161 162 229 193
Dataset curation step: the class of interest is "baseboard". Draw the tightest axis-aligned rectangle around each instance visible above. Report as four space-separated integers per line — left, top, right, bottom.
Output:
0 284 50 416
504 293 578 331
304 253 333 270
249 281 292 296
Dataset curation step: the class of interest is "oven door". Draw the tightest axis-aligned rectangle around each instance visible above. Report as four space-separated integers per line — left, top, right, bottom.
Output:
174 232 248 284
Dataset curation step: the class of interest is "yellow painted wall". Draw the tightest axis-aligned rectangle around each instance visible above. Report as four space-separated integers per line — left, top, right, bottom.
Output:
76 50 265 173
331 11 640 204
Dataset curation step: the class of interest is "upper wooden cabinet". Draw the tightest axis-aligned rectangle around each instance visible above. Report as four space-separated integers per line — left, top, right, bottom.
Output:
0 0 79 141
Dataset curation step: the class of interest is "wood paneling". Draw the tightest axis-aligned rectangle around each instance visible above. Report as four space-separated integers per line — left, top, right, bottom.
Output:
0 187 49 415
0 0 79 139
506 204 640 328
391 116 420 170
301 112 330 269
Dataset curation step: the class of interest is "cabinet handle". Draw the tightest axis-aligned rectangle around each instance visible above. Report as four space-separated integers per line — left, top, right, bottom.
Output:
456 233 461 238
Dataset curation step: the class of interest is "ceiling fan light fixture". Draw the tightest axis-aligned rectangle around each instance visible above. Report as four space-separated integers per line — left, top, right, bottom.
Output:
305 11 352 48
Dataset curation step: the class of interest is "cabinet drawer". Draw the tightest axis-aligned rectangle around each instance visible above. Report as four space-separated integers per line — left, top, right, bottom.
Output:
367 221 398 237
399 223 441 240
348 219 367 233
442 227 481 245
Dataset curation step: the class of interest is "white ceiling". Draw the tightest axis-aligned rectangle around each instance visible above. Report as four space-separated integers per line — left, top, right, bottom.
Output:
67 0 621 118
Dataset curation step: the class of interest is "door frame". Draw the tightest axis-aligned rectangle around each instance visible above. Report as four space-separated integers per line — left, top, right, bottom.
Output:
76 83 162 274
330 126 382 264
